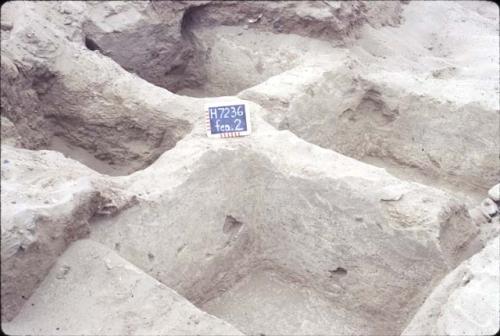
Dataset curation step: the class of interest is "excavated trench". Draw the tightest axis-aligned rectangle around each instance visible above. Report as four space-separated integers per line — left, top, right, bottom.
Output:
87 150 408 335
79 22 495 334
6 15 305 177
2 1 498 335
79 14 497 206
86 145 482 335
83 14 303 98
25 23 325 176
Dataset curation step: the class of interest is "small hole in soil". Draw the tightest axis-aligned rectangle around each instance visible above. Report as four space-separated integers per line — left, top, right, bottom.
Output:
84 36 101 52
329 267 347 277
223 215 243 234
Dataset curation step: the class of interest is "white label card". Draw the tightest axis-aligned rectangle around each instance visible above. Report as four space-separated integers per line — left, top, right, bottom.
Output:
205 101 251 138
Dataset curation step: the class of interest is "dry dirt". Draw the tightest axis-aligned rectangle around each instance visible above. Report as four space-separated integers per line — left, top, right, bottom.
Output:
1 1 499 335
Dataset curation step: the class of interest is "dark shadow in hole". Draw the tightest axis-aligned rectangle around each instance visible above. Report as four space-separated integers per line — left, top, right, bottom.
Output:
329 267 347 277
180 4 208 39
223 215 244 234
85 36 102 52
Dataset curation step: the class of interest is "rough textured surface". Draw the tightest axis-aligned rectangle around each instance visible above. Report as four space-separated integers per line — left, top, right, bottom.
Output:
0 146 101 321
1 1 193 175
81 1 402 96
0 145 139 321
90 116 479 334
2 239 243 336
201 269 375 335
0 116 22 147
402 236 500 336
81 1 207 93
1 1 498 335
240 1 499 198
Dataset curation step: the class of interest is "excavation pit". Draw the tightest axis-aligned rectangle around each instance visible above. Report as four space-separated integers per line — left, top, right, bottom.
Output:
1 1 498 335
83 23 306 97
84 147 480 335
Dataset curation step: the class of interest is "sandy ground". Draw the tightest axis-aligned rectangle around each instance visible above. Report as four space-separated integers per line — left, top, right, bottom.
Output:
202 269 374 335
1 1 499 335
